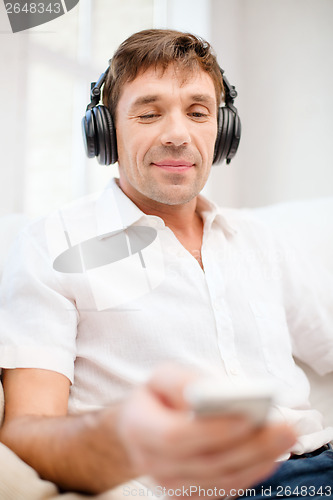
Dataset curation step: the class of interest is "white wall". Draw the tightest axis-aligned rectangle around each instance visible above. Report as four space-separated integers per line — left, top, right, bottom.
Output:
1 0 332 216
209 0 333 207
154 0 333 207
0 6 28 215
0 0 154 217
154 0 211 40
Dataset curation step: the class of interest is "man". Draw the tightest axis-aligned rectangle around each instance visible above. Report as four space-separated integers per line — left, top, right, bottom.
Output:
0 29 332 498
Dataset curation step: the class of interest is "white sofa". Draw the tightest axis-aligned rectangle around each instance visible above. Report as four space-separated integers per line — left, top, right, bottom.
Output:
0 198 333 498
251 197 333 429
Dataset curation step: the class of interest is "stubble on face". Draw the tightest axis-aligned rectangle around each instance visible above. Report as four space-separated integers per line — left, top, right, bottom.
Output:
133 146 209 206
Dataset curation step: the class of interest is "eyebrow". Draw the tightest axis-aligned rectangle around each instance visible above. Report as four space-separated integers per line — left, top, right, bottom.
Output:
130 95 160 110
129 93 216 111
190 94 216 106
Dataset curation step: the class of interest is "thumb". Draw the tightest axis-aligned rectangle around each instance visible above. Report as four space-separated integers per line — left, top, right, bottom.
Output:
146 363 202 411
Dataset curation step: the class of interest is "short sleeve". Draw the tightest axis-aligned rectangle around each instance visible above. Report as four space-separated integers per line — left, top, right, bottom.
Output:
0 220 79 383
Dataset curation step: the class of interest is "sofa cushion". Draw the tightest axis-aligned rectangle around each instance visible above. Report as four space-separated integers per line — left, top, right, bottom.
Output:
251 197 333 274
250 197 333 429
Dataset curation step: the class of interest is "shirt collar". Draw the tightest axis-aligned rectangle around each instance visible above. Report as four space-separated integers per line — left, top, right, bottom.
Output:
95 178 165 239
196 193 238 237
95 177 237 239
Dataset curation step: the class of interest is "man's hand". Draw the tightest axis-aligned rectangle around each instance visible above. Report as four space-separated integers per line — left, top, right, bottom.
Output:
117 364 296 497
0 365 296 495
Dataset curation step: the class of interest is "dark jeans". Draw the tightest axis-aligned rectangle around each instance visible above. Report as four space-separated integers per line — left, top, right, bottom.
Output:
238 445 333 499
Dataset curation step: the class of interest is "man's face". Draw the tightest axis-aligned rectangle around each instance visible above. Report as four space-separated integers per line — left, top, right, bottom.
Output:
115 64 218 207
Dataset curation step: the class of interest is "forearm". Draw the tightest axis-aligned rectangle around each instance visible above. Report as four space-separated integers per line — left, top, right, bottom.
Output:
0 406 136 494
0 365 297 499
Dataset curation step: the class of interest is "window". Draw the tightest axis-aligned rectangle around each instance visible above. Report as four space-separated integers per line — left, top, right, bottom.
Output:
2 0 154 217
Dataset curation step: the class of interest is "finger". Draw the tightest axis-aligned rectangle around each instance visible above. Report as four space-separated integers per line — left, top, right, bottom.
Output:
163 423 294 478
148 414 252 458
209 423 296 474
122 389 268 463
152 459 279 497
125 401 253 460
136 422 294 480
146 363 202 411
118 386 251 476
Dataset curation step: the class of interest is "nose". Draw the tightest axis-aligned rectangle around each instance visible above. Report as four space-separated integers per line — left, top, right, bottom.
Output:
159 112 191 147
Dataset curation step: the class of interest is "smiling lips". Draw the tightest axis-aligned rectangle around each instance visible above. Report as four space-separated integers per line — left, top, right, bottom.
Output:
153 159 194 172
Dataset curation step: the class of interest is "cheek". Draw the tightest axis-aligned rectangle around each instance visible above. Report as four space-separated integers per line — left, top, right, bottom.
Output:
211 122 219 144
210 124 219 151
116 128 137 164
117 125 152 161
198 127 218 158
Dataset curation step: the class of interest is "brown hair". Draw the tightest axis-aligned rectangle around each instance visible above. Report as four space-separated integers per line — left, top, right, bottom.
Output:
102 29 224 120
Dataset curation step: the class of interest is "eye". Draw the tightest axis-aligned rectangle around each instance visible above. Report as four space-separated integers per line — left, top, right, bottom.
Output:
190 112 208 118
188 111 209 121
138 113 160 123
188 105 210 121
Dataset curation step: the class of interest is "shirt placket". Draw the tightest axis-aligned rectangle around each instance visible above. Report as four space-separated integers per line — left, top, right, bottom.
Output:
202 229 243 379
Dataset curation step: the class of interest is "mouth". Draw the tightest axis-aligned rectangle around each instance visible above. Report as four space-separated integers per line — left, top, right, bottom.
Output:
152 159 194 172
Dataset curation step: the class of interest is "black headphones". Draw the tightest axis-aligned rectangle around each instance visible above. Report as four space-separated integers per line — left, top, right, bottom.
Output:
82 67 241 166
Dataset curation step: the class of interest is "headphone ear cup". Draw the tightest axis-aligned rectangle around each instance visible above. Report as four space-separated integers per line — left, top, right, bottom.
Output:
213 107 223 164
94 105 110 165
213 107 241 165
222 107 235 163
213 107 229 164
226 113 241 163
82 109 98 158
102 106 118 165
82 105 118 166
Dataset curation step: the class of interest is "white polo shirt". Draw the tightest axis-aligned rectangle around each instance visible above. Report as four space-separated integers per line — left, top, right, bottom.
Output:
1 178 333 455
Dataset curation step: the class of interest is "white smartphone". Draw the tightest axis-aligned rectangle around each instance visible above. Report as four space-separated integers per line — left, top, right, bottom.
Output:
184 378 274 426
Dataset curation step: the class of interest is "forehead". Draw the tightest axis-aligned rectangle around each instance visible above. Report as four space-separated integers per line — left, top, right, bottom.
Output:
117 64 217 111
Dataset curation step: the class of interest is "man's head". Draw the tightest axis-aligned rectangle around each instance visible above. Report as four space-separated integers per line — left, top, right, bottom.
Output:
102 29 223 208
103 29 224 121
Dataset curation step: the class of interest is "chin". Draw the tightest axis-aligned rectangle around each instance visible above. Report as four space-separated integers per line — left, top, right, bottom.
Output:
147 185 200 206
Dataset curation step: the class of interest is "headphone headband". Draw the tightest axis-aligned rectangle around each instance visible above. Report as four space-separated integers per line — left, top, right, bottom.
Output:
87 67 237 110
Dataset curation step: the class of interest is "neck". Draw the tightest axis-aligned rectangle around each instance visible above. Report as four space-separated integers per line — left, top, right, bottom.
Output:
117 178 202 237
116 178 205 269
137 197 201 235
